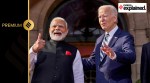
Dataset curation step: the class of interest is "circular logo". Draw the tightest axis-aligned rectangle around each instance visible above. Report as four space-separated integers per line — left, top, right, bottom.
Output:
23 20 34 31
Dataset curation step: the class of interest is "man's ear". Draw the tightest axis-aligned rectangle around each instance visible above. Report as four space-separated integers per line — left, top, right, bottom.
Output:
66 29 69 34
113 16 118 23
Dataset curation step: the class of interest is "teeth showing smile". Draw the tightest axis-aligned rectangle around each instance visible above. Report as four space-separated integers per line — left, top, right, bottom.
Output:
54 32 62 36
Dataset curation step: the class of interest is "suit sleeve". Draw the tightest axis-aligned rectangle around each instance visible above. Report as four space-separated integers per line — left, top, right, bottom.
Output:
82 40 98 71
140 44 148 83
115 34 136 64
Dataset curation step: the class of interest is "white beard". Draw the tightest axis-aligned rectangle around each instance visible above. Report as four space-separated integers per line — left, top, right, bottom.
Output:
50 30 68 41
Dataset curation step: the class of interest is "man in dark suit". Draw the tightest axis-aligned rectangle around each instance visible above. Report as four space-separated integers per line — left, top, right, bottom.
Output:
140 42 150 83
29 17 84 83
82 5 136 83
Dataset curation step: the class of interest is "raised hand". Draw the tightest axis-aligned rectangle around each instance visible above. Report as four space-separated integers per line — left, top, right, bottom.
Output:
100 43 115 59
32 33 46 53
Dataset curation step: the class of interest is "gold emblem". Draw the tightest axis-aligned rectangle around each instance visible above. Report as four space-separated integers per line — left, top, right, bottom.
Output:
23 20 34 31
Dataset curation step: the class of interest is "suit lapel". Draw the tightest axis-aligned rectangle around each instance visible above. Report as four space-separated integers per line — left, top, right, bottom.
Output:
99 34 107 64
96 34 105 63
109 28 121 47
108 36 118 48
100 28 121 62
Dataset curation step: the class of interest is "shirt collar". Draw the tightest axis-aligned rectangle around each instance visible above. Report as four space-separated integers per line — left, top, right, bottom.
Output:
105 25 118 37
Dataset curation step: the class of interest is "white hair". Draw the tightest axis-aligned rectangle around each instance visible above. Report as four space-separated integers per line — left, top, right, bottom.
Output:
50 17 68 28
98 5 118 17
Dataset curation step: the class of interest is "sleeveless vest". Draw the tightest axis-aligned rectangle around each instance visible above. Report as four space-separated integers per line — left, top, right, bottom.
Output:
31 40 77 83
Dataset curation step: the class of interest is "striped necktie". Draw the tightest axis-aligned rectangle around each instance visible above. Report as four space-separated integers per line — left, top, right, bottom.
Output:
100 34 109 61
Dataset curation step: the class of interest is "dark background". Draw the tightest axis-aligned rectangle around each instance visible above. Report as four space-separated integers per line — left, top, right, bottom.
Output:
0 0 28 83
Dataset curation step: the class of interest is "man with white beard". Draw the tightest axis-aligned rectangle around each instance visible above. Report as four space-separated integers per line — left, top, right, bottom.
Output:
29 17 84 83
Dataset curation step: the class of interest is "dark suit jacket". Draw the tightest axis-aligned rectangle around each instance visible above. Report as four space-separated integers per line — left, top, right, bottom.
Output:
140 42 150 83
82 28 136 83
